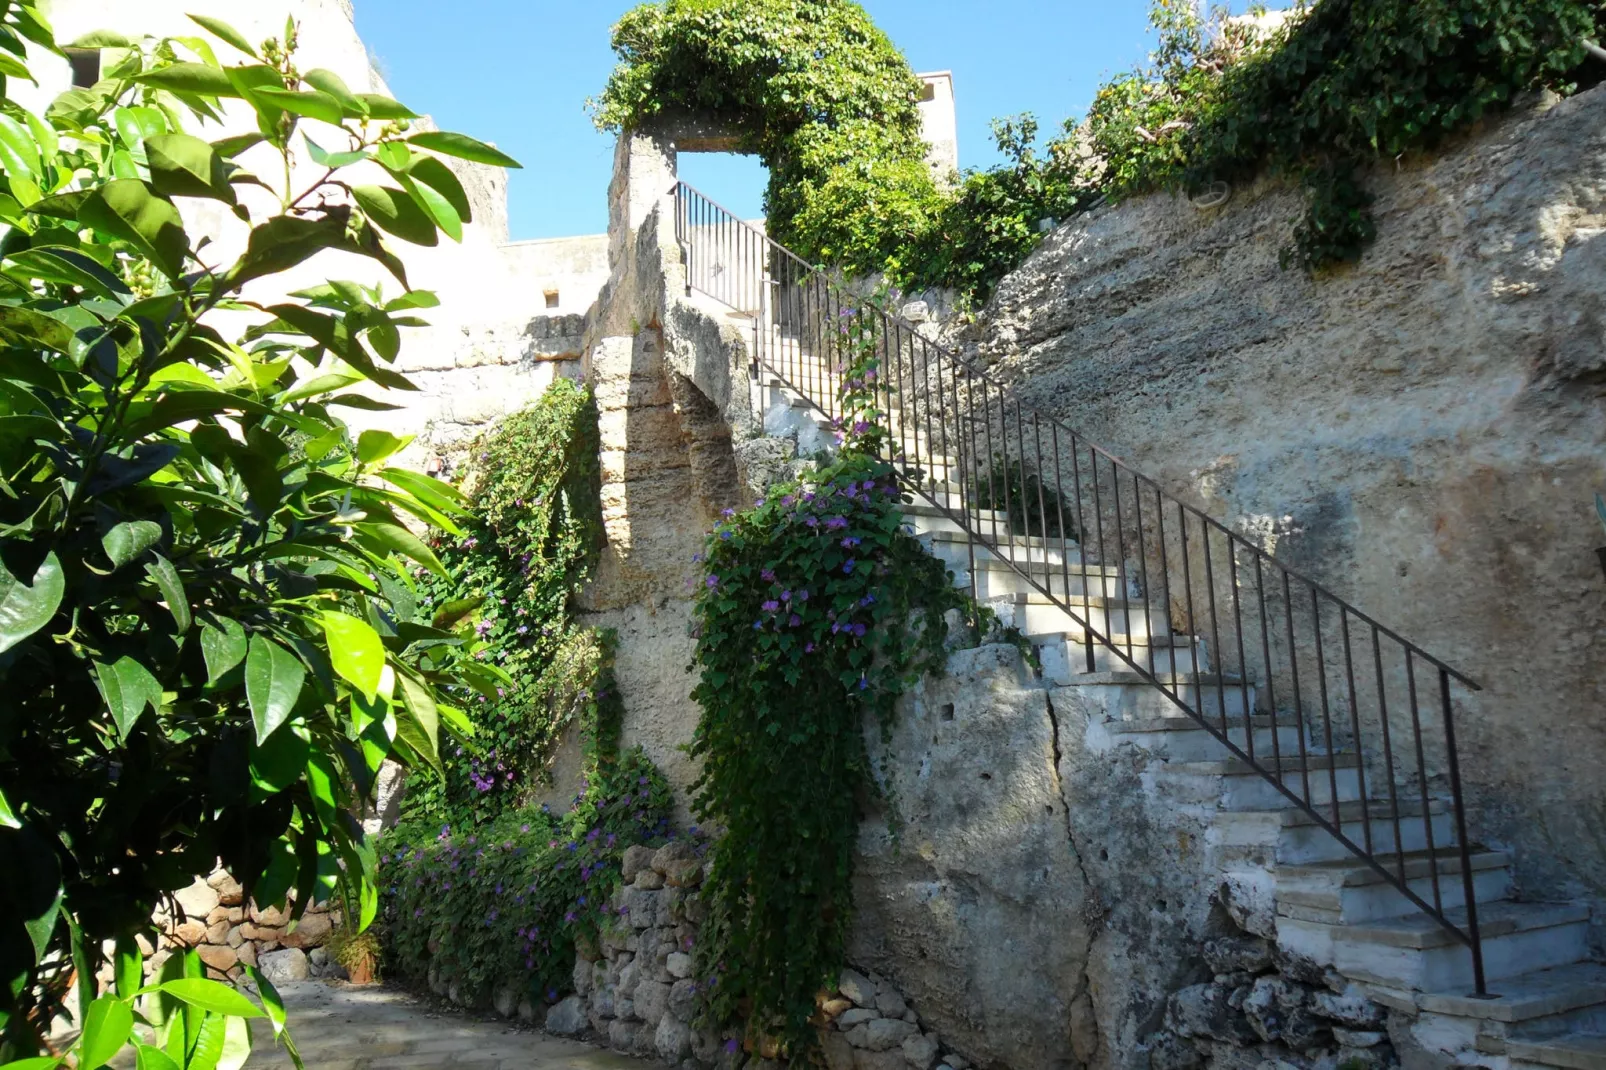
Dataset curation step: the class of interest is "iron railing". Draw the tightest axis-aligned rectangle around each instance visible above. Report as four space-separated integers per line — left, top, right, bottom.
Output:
673 181 1490 994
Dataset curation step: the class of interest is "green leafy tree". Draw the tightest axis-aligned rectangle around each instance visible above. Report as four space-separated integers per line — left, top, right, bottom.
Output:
0 6 521 1060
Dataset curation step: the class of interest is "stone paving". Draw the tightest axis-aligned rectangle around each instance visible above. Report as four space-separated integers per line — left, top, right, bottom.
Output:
244 982 645 1070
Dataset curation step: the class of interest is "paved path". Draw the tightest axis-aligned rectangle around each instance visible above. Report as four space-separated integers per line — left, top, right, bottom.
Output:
244 983 643 1070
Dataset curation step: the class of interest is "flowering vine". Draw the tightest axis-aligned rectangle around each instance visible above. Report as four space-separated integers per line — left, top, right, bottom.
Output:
688 304 974 1054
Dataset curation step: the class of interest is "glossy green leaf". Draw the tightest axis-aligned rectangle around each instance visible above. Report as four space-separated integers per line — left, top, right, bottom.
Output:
246 635 304 744
4 246 130 300
301 134 365 169
93 656 163 738
409 156 473 225
319 611 385 702
303 69 366 116
112 106 167 155
79 180 190 279
0 306 78 353
352 184 438 247
23 884 62 965
158 978 265 1019
406 130 521 168
144 553 191 634
0 114 40 177
356 94 417 120
1 1058 60 1070
135 1044 180 1070
79 996 134 1070
356 429 412 466
102 520 163 569
211 131 265 158
217 1015 252 1070
0 551 63 654
355 522 447 578
0 786 18 829
65 29 133 48
135 63 236 96
185 1010 226 1070
380 466 469 510
383 290 440 312
146 133 236 205
122 389 273 438
113 934 143 999
249 722 309 798
400 174 461 242
187 14 258 58
252 88 343 126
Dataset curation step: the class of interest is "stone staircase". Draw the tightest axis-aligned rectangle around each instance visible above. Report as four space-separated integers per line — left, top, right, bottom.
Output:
734 335 1604 1070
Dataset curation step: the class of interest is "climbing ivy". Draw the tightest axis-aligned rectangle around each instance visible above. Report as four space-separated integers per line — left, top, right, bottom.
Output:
687 308 971 1055
400 378 607 829
592 0 943 278
1082 0 1605 269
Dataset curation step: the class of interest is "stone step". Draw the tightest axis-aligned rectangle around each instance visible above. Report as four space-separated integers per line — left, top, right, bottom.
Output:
922 531 1094 571
1301 901 1591 992
954 554 1133 598
1411 964 1606 1041
1213 799 1458 865
1276 849 1513 924
1497 1033 1606 1070
1034 629 1206 678
984 591 1172 640
1099 715 1310 763
1158 753 1364 811
901 501 1012 535
1052 672 1258 724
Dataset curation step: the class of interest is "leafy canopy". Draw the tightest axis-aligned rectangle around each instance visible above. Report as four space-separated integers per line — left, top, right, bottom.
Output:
0 4 519 1061
593 0 942 277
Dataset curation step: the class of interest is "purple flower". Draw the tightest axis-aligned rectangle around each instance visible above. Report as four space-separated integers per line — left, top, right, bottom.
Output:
841 536 861 548
843 559 856 573
706 575 720 588
797 590 809 601
853 623 867 638
789 614 803 627
721 508 735 518
762 599 781 612
725 1040 740 1054
858 676 869 690
804 516 819 528
761 568 776 582
825 516 849 531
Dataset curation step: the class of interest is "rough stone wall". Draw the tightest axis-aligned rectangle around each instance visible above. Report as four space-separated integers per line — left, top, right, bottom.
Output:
962 86 1606 918
148 870 347 986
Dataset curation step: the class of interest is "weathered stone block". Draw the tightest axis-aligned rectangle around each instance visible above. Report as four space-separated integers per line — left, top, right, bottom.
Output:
839 1008 881 1028
635 978 670 1024
621 845 656 883
666 951 693 979
668 979 698 1022
635 869 665 890
847 1019 917 1052
258 948 308 984
902 1033 939 1070
838 969 876 1007
655 1015 692 1060
546 995 588 1036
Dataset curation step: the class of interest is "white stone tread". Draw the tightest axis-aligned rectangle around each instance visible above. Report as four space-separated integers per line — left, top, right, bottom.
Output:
1417 963 1606 1022
1279 847 1509 888
1165 753 1358 776
1499 1032 1606 1070
1338 901 1589 950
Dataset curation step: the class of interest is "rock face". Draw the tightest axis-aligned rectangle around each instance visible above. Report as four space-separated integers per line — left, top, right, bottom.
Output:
853 645 1095 1070
967 86 1606 911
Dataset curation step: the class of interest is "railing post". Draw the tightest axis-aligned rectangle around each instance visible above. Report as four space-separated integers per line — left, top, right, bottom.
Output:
1440 668 1488 996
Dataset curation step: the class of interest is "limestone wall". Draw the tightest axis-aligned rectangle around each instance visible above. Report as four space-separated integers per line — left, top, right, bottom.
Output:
961 86 1606 917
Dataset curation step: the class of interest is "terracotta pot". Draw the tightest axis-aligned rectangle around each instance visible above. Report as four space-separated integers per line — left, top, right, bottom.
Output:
346 956 375 985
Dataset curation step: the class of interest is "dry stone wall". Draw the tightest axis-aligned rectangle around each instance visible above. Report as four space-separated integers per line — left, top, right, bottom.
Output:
960 85 1606 922
147 869 346 986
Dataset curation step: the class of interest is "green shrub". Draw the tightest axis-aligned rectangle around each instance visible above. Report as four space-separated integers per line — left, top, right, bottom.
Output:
901 115 1091 305
0 7 519 1059
379 749 676 1007
973 457 1076 540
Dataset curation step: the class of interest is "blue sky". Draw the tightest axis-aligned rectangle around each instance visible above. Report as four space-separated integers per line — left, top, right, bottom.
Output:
354 1 1173 240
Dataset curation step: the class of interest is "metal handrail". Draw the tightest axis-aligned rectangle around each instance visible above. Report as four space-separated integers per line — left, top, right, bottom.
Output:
673 180 1489 994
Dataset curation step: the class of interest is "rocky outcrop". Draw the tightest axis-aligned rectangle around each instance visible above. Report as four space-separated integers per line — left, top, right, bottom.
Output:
965 86 1606 916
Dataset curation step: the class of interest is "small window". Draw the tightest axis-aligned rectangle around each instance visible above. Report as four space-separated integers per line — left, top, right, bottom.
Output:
918 80 936 103
66 48 100 88
544 289 560 310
